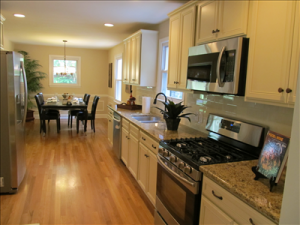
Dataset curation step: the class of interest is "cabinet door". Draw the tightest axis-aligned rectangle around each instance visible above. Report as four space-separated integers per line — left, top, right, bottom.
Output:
146 149 157 205
123 39 131 83
287 1 300 104
177 6 196 89
245 1 296 104
217 1 249 39
121 127 129 166
128 134 139 179
130 33 141 85
138 143 148 192
199 196 234 225
107 115 113 144
168 13 181 89
195 1 218 45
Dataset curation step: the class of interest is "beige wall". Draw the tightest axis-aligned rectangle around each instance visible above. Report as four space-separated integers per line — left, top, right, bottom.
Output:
2 35 14 51
14 43 109 117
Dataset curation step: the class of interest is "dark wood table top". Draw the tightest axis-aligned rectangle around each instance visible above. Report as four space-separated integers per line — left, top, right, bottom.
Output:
41 101 87 110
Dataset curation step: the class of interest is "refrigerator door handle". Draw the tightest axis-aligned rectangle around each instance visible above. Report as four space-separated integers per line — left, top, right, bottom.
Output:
21 61 28 126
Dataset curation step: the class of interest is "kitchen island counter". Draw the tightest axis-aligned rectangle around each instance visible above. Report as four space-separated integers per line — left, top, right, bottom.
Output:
108 105 207 141
200 160 285 224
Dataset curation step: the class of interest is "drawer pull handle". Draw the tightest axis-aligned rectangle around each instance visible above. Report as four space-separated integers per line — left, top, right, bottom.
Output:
212 190 223 200
249 218 256 225
144 154 149 158
142 137 146 141
152 144 156 149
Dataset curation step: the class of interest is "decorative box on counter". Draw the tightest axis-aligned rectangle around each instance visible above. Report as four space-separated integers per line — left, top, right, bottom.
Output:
117 104 142 110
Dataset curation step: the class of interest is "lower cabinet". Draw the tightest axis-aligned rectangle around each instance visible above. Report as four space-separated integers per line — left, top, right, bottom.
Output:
121 127 129 166
107 114 113 145
128 133 139 179
138 142 157 205
200 176 276 225
200 196 235 225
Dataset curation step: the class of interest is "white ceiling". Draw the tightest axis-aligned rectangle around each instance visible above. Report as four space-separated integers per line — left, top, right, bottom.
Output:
1 1 188 49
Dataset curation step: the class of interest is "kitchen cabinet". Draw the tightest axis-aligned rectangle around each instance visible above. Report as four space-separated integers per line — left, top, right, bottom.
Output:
200 196 235 225
200 176 276 225
195 0 249 45
107 108 114 145
245 1 299 107
0 14 5 50
122 29 158 86
121 119 130 166
127 123 139 179
168 2 196 90
121 118 140 179
137 131 159 205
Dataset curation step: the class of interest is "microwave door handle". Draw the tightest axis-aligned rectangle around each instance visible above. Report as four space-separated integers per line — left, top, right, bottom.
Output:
216 46 226 87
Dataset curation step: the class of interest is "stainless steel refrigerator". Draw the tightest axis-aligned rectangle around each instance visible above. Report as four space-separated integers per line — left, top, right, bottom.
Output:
0 51 28 193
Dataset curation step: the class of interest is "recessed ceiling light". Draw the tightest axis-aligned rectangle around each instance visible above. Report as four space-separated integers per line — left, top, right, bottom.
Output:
14 14 25 18
104 23 114 27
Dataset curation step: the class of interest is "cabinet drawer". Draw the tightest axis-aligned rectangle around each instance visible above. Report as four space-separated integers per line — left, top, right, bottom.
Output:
140 131 159 154
202 176 276 225
122 118 130 131
108 107 114 117
129 123 139 139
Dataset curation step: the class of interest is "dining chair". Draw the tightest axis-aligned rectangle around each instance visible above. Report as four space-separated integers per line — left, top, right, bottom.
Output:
35 95 60 134
37 93 60 115
76 96 100 133
68 93 90 128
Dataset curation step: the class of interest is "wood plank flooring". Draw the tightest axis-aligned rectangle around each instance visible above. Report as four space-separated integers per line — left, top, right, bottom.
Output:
0 118 155 225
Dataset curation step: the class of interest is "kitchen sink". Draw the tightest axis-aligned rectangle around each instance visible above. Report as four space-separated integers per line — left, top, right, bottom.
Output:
131 114 163 123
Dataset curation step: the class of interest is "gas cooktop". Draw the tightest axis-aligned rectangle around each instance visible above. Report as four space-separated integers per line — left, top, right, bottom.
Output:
158 114 265 172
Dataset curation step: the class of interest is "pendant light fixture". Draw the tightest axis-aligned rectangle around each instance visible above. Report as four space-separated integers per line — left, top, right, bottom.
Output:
63 40 67 75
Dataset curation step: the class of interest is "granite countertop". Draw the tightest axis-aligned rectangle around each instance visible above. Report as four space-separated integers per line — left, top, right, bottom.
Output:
108 105 284 224
200 160 285 224
108 105 207 141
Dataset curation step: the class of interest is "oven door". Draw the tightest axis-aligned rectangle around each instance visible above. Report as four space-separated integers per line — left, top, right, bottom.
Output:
156 155 201 225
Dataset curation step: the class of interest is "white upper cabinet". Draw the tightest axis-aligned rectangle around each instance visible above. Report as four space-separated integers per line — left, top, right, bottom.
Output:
122 29 158 86
245 1 299 107
195 0 249 45
0 14 5 50
168 3 196 90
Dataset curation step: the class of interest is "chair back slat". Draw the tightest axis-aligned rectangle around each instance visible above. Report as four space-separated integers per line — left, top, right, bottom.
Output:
91 96 100 119
38 93 44 103
83 94 90 106
35 95 42 116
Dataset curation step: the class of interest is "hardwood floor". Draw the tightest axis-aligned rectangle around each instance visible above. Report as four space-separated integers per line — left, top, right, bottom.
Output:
0 118 155 225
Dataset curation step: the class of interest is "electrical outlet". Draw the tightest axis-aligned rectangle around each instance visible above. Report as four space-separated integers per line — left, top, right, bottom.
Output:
0 177 4 187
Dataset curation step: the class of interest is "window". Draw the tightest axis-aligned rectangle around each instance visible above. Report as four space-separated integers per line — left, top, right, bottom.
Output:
158 38 183 102
49 55 81 87
115 56 122 102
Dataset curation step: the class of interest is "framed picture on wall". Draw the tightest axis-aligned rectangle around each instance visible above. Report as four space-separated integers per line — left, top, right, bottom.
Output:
108 63 112 88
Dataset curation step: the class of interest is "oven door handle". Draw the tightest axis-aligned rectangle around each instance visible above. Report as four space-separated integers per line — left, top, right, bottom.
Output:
157 155 195 187
216 46 226 87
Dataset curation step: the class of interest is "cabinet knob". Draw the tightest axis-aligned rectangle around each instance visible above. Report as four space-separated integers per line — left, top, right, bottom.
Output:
152 144 157 149
286 88 292 93
212 30 216 33
142 137 146 141
278 88 284 93
132 79 136 81
124 78 127 80
249 218 256 225
216 29 220 33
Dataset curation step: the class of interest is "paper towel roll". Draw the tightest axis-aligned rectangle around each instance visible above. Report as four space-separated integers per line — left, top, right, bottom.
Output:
142 97 151 114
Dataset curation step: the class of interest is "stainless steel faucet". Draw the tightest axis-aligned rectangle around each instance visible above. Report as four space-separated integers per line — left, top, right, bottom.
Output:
153 92 167 119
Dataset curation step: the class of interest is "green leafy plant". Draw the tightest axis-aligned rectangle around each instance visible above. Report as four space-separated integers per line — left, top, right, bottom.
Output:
154 99 194 122
18 51 47 109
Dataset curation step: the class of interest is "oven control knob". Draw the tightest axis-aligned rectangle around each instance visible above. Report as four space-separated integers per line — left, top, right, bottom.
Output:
178 162 185 169
158 148 164 154
184 166 192 174
163 150 170 157
170 155 177 162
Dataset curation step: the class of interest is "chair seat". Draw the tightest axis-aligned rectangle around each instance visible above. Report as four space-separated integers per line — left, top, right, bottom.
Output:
77 111 93 120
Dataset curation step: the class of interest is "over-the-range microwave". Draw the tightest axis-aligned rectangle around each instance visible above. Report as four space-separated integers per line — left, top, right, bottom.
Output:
186 37 249 96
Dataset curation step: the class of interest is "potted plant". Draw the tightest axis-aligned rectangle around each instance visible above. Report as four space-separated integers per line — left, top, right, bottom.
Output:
154 99 193 130
18 51 47 121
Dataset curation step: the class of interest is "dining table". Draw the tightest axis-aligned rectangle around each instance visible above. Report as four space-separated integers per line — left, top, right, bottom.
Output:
41 101 88 133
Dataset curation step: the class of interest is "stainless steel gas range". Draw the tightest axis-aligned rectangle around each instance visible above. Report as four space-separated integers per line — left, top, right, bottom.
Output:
154 114 266 225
